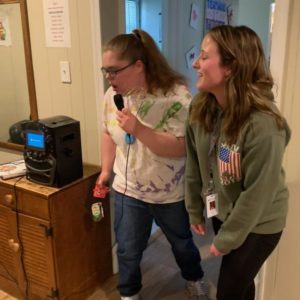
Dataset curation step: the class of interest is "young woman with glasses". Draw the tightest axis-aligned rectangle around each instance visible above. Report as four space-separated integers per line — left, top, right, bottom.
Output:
96 29 208 300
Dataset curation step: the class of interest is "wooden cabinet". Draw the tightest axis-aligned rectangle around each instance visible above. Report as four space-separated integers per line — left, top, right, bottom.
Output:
0 165 112 299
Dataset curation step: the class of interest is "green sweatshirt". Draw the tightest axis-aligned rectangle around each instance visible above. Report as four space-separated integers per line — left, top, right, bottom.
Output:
185 108 291 253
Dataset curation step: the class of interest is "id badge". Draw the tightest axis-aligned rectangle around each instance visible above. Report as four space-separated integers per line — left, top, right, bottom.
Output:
206 193 218 218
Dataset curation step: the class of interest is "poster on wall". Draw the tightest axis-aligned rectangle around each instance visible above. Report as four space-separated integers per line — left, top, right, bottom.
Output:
190 3 200 30
185 46 197 69
0 15 12 46
205 0 227 32
43 0 71 47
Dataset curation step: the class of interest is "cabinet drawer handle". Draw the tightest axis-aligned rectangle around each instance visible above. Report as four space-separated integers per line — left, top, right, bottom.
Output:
4 194 14 205
8 239 20 252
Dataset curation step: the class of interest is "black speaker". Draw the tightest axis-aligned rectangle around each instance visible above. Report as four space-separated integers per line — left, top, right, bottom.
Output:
24 116 83 187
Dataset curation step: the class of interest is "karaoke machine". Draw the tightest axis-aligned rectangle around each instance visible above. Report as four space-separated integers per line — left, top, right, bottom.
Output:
23 115 83 187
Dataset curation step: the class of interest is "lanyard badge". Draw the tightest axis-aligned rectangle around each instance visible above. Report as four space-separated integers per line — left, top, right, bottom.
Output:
205 114 221 218
206 193 218 218
204 178 218 218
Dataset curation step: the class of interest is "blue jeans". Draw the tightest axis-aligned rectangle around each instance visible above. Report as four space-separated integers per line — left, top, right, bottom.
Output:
114 191 204 297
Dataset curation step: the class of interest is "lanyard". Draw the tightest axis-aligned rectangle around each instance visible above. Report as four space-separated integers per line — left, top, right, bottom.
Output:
207 114 221 194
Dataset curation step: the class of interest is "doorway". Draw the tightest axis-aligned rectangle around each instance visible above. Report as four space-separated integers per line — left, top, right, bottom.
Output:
125 0 274 96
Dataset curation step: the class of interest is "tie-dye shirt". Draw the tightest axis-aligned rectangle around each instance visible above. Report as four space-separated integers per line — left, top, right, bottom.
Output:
102 85 192 204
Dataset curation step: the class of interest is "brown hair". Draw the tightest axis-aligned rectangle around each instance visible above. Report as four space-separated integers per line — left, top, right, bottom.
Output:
103 29 186 95
190 25 284 144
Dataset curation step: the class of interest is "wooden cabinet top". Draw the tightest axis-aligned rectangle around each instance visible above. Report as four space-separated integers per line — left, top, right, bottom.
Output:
0 164 100 197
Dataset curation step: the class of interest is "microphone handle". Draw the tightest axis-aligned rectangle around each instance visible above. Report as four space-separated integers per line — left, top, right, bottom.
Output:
114 94 124 111
113 94 135 144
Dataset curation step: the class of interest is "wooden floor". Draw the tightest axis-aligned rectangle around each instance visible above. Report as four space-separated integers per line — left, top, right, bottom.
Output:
0 291 17 300
0 220 220 300
87 220 220 300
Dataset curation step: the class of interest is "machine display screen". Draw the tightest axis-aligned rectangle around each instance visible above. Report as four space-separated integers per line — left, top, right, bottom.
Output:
26 131 45 150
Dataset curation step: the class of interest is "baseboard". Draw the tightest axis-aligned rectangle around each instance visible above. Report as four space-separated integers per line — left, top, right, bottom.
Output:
112 244 118 274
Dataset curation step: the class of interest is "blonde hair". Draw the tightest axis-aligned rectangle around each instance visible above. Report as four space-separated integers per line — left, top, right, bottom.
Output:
103 29 186 95
190 25 284 144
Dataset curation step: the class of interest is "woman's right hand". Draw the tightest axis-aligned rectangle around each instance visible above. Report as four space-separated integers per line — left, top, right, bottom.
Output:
191 223 206 236
96 170 110 188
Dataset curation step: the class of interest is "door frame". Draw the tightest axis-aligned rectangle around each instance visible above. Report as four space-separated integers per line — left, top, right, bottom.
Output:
256 0 291 299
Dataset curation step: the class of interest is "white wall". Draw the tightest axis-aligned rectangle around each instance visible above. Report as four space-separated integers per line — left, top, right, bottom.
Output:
260 0 300 299
140 0 162 49
162 0 206 95
100 0 124 93
237 0 274 59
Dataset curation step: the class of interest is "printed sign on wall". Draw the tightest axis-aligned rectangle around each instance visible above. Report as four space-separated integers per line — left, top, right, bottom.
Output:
205 0 227 31
43 0 71 47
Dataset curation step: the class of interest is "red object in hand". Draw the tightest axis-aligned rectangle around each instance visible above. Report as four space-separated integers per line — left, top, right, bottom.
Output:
93 185 109 198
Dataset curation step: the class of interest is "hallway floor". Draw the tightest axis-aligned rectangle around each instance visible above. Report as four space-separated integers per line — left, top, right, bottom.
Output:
88 220 220 300
0 291 17 300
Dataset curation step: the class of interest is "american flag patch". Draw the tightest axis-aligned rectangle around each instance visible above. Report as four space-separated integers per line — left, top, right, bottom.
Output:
218 144 241 185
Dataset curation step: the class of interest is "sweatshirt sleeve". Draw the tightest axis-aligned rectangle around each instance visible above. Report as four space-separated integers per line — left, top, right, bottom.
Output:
184 118 206 225
213 115 289 253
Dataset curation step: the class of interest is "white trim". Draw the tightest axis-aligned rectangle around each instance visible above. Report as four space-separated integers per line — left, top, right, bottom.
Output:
269 0 291 108
256 0 291 299
112 243 119 274
255 261 267 300
89 0 104 156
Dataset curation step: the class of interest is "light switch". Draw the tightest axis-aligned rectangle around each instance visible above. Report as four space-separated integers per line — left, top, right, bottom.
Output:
60 61 71 83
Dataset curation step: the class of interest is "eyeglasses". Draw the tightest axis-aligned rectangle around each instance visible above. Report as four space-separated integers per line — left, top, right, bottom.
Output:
101 61 136 78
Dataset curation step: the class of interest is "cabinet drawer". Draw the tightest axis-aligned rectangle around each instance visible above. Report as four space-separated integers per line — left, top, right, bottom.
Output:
0 186 15 208
0 186 49 220
17 192 50 220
